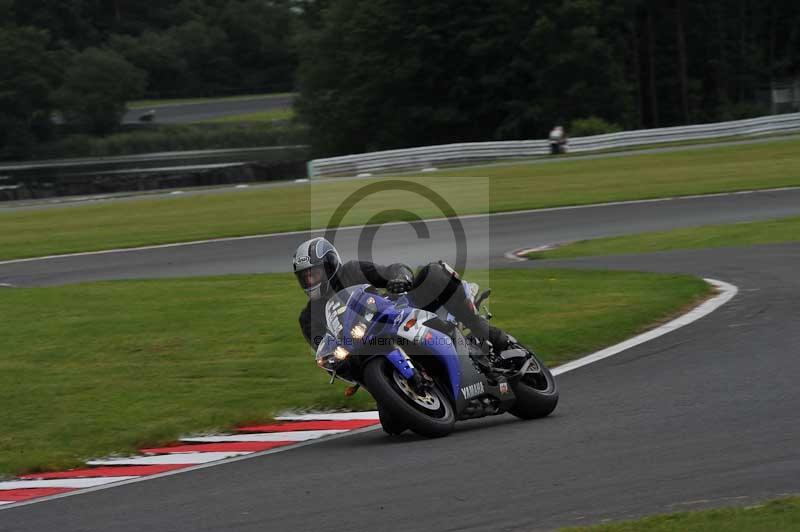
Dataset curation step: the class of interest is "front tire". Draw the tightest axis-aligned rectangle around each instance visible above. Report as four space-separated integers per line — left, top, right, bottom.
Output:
508 351 559 419
378 407 406 435
364 357 455 438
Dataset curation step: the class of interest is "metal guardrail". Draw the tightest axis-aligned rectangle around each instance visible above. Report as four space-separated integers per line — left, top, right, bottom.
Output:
308 113 800 177
0 145 310 201
0 146 309 175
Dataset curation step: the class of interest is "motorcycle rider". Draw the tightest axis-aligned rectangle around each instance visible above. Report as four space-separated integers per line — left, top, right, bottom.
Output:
293 237 509 354
548 125 568 155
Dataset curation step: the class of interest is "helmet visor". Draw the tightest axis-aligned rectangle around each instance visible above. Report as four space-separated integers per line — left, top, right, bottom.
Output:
296 264 326 291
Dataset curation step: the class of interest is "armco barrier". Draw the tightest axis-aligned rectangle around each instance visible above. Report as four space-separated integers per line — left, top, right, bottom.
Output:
308 113 800 177
0 145 309 200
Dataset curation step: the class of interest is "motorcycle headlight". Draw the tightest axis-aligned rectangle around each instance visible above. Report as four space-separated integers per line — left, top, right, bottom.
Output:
350 323 367 340
334 346 350 361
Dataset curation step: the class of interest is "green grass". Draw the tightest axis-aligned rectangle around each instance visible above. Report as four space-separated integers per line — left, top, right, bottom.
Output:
127 92 295 109
553 131 798 158
4 138 800 260
527 216 800 260
559 497 800 532
198 108 295 123
0 269 710 476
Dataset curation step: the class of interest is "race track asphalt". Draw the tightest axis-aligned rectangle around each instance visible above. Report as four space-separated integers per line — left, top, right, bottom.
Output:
122 95 295 124
1 190 798 531
2 187 800 287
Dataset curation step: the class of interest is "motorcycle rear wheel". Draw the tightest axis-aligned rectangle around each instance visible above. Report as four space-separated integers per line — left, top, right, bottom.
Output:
508 350 559 419
364 357 455 438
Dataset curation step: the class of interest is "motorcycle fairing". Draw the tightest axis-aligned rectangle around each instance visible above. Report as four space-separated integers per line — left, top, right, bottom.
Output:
320 284 516 415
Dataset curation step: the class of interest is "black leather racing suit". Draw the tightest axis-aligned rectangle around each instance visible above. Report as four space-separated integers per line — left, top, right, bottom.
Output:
299 261 501 350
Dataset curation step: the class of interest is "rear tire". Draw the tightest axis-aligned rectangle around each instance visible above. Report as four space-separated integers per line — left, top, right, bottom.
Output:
508 351 559 419
364 357 455 438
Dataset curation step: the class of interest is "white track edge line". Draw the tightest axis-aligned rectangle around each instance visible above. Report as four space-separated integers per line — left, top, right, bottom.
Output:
179 430 348 442
552 278 738 376
1 186 797 266
275 412 380 421
0 278 737 511
0 477 139 489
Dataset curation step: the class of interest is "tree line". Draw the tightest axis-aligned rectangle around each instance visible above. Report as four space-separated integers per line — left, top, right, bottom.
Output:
1 0 799 160
0 0 301 158
297 0 800 156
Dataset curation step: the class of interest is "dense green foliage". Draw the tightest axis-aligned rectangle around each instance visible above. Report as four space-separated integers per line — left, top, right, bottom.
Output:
31 123 307 160
0 25 62 158
54 48 147 135
297 0 800 156
568 117 623 137
0 0 302 159
1 0 799 158
6 0 298 97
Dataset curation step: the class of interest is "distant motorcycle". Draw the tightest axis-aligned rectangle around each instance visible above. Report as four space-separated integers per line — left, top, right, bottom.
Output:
549 139 567 155
315 281 559 437
549 126 568 155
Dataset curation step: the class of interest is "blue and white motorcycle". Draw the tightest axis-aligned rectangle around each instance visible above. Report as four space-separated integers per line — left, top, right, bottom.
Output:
316 282 558 437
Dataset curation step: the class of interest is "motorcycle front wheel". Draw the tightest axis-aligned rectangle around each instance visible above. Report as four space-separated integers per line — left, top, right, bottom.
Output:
364 357 455 438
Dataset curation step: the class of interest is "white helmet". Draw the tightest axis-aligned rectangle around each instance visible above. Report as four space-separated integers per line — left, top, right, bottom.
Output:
292 237 341 300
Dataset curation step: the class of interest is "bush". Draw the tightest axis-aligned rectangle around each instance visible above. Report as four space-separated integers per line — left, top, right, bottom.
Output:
54 48 147 135
720 102 769 121
568 116 623 137
31 123 309 159
0 26 61 158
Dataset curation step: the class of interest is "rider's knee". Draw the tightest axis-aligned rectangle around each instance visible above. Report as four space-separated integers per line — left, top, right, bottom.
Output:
416 261 452 286
413 261 461 308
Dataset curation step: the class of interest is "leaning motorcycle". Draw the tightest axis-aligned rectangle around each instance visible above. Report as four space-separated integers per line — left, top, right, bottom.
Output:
315 281 559 438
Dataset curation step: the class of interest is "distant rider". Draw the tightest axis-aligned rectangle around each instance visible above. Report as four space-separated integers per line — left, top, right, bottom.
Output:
548 125 568 154
292 237 509 354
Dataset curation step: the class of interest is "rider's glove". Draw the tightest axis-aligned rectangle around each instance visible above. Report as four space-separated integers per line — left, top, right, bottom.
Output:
387 275 413 294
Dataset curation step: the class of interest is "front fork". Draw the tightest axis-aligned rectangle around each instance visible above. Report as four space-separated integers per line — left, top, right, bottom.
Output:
384 348 428 393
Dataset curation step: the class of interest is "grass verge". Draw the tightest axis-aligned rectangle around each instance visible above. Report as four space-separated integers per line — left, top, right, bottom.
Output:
551 131 799 159
3 137 800 260
199 108 295 123
559 497 800 532
0 269 710 476
127 92 295 109
526 216 800 260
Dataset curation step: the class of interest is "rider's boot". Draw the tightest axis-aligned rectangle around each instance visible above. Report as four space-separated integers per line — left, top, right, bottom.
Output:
443 291 511 354
471 319 511 354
